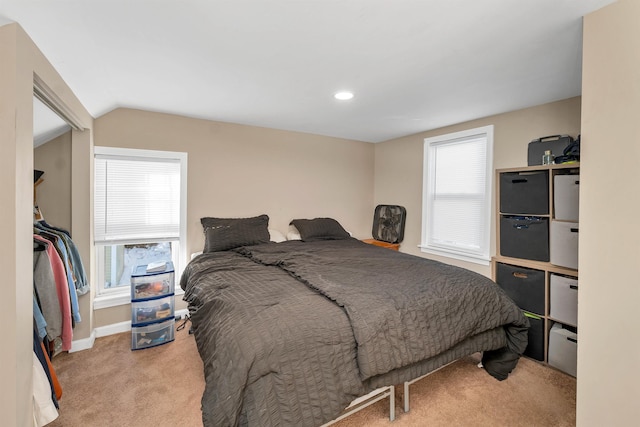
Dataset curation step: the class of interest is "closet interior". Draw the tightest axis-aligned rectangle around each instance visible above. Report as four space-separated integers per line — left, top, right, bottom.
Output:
32 91 88 425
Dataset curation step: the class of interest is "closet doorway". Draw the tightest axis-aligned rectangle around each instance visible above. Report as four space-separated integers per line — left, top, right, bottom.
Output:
32 74 93 346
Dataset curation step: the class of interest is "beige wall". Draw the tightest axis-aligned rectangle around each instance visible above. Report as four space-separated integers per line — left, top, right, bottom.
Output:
0 23 30 427
92 108 375 326
34 131 72 231
578 1 640 425
95 108 375 252
0 22 93 426
374 97 581 276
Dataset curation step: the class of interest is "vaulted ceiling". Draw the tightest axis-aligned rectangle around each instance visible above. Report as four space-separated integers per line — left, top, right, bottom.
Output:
1 0 614 143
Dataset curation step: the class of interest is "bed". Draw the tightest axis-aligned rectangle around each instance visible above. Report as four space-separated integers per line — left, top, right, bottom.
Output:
180 216 529 427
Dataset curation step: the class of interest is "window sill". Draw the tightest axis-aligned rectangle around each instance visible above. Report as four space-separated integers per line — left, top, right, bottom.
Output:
94 287 184 310
418 245 490 266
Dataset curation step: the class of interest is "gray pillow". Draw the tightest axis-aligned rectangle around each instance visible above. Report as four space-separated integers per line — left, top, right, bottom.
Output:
290 218 351 242
201 214 270 252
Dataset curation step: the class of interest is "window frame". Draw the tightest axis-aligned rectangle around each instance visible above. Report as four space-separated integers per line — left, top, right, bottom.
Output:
420 125 494 265
93 147 187 309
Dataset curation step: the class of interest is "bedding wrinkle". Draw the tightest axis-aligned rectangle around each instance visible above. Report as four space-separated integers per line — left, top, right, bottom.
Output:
237 239 528 380
181 248 365 426
182 239 527 426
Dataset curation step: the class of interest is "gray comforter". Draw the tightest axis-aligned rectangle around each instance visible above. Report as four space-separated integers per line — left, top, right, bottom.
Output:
181 239 528 427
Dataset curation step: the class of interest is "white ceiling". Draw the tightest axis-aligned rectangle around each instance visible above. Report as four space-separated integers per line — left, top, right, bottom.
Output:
32 96 71 148
2 0 614 144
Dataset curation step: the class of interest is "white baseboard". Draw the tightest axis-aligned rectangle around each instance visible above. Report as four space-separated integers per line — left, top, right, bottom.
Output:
69 308 190 352
96 320 132 338
69 330 96 353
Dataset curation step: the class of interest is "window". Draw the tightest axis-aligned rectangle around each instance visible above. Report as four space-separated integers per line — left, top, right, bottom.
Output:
94 147 187 307
420 125 493 264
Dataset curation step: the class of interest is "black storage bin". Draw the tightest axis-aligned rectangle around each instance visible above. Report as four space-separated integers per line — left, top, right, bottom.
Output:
500 216 549 261
496 263 545 315
523 312 545 361
499 171 549 215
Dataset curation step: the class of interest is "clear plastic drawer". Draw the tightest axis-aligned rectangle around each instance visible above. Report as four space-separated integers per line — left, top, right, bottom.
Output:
131 295 174 326
131 319 175 350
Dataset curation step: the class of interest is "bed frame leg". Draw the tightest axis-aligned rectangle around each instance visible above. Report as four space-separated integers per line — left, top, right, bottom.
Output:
319 385 396 426
389 385 395 421
403 381 410 413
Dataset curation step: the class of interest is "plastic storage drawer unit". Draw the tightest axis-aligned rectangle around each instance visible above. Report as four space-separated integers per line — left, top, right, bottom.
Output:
548 323 577 377
523 312 545 361
550 274 578 326
550 221 579 269
500 171 549 215
495 263 545 315
554 174 580 221
131 318 175 350
131 295 175 326
500 216 549 261
131 262 175 300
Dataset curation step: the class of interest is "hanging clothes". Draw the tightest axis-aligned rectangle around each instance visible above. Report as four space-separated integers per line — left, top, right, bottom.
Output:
32 327 58 411
32 352 59 427
34 226 82 323
35 219 90 297
33 243 62 343
39 339 62 401
31 169 90 361
33 296 48 340
34 234 73 352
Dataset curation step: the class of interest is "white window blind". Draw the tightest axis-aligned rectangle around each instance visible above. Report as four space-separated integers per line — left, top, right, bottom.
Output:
421 125 493 264
94 154 181 244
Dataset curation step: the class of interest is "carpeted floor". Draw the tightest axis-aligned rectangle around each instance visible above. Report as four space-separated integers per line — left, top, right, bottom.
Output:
47 326 576 426
48 325 204 426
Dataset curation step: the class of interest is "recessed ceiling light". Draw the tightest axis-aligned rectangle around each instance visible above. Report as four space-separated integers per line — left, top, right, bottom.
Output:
334 91 354 101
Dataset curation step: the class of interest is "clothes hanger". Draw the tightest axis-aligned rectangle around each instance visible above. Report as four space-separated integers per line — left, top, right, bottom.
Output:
33 169 45 222
34 205 44 222
33 238 47 252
